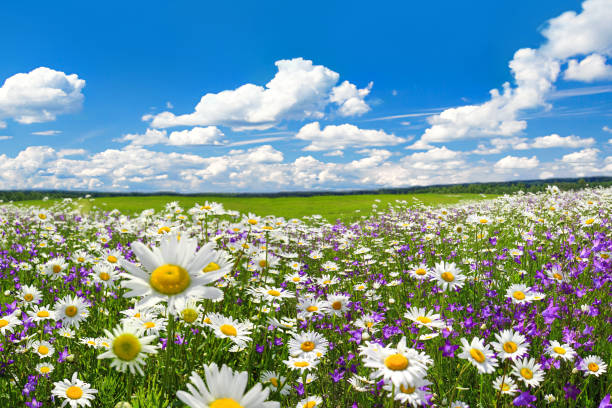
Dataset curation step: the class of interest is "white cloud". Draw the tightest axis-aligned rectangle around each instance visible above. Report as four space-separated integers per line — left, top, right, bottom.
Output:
406 146 460 161
562 148 599 163
494 155 540 169
167 127 224 146
0 135 12 140
145 58 372 131
330 80 373 116
413 0 612 147
118 127 224 147
295 121 406 151
539 171 554 179
57 148 86 157
603 125 612 133
0 67 85 124
531 134 595 148
564 54 612 82
32 130 62 136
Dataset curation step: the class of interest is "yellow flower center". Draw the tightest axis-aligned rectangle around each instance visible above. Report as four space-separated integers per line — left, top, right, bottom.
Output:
52 265 62 274
66 386 83 400
157 226 171 234
479 219 488 224
520 367 533 379
415 268 427 276
181 308 198 323
267 289 281 297
65 306 78 317
441 272 454 282
293 361 309 368
112 333 142 361
0 319 8 328
40 366 51 374
220 324 237 336
585 218 595 225
417 316 432 324
588 362 599 372
77 257 85 262
303 402 317 408
384 353 409 371
470 348 485 363
143 322 155 329
400 384 416 394
38 345 49 355
292 277 300 282
553 346 566 355
149 264 191 295
513 291 525 300
552 273 563 280
24 293 34 302
301 341 315 352
366 322 374 328
259 260 267 268
332 301 342 310
203 262 220 273
269 377 279 387
248 219 258 225
99 272 111 281
503 341 518 353
37 310 49 318
39 214 47 220
306 306 318 312
107 255 118 263
501 383 510 392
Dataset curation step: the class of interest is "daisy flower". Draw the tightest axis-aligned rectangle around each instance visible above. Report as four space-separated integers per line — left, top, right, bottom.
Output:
296 396 322 408
490 330 529 360
27 304 55 323
51 372 98 408
383 378 431 407
505 284 533 304
408 263 430 280
35 362 54 376
458 337 498 374
258 286 295 304
363 337 429 387
297 298 329 319
512 357 545 388
102 249 122 266
174 297 204 325
579 355 607 377
432 261 466 291
404 307 445 330
97 322 158 375
546 340 576 361
284 356 319 372
176 363 279 408
0 311 21 335
207 314 253 347
91 264 120 288
492 375 518 395
260 371 290 395
120 234 227 312
44 257 68 280
326 293 350 316
288 331 329 358
31 340 55 359
54 295 90 328
19 284 43 307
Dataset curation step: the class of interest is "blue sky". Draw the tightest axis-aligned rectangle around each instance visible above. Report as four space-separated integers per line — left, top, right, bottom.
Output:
0 0 611 192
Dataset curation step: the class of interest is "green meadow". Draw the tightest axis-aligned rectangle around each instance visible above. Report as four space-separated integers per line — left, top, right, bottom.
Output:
9 193 495 222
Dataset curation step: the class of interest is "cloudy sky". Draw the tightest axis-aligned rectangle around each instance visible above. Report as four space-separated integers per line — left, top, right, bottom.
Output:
1 0 611 192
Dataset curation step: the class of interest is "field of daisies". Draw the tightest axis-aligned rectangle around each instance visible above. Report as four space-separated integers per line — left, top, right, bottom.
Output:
0 186 610 408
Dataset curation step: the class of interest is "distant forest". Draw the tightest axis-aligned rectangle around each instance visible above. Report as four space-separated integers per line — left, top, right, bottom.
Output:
1 176 611 203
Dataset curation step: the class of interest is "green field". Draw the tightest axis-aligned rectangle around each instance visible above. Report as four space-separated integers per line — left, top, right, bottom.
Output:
7 193 496 222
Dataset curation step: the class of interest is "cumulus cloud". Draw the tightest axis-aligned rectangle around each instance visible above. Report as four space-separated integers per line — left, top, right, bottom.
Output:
117 127 225 147
406 146 460 161
413 0 612 147
32 130 62 136
530 134 595 148
603 125 612 133
473 134 594 154
562 147 599 163
564 54 612 82
494 155 540 169
0 67 85 124
144 58 372 131
295 121 406 151
0 135 12 140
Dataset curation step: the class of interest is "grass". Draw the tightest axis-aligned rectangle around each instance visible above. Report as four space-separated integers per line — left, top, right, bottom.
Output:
7 193 496 222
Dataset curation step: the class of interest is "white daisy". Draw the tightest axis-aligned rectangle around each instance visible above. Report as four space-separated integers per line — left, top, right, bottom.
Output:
490 330 529 360
512 357 545 388
458 337 498 374
432 261 466 291
54 295 90 328
579 355 607 377
51 372 98 408
97 322 158 375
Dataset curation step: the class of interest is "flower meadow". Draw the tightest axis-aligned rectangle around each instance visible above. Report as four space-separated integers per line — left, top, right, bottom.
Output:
0 186 610 408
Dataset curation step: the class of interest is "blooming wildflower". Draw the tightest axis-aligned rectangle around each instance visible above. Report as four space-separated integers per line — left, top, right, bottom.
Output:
35 362 54 376
506 284 533 304
512 357 545 388
458 337 498 374
120 234 226 311
260 371 290 395
51 372 97 408
0 311 21 335
54 295 90 328
383 378 431 407
97 322 158 375
91 264 120 288
546 340 576 361
177 363 279 408
284 356 319 372
404 307 445 330
579 355 607 377
490 330 529 360
19 285 43 307
326 293 350 316
363 337 429 387
30 340 55 359
432 261 466 291
288 331 329 359
43 257 68 279
408 263 430 280
492 375 518 395
296 396 322 408
207 314 253 347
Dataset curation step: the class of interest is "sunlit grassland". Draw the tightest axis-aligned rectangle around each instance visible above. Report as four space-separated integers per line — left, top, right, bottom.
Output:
8 193 496 222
